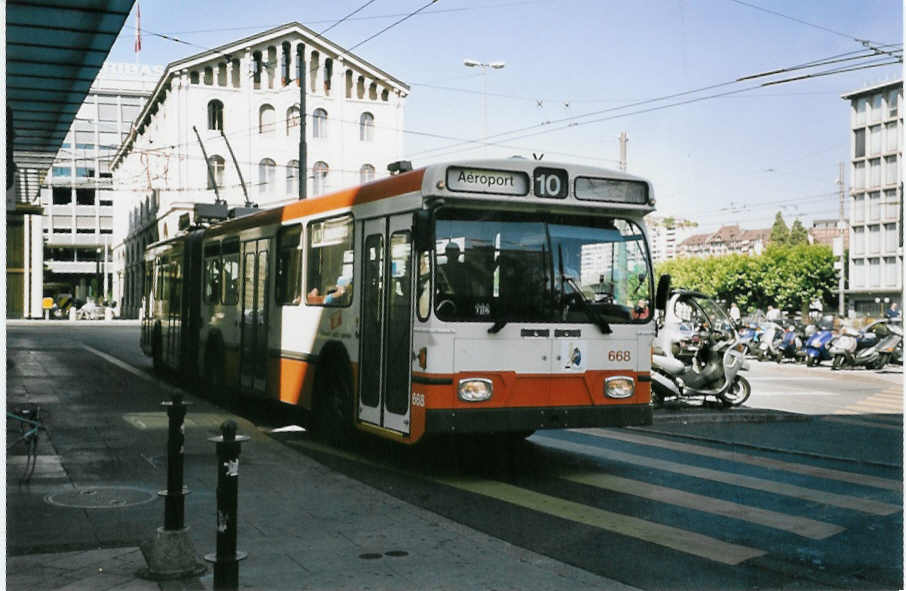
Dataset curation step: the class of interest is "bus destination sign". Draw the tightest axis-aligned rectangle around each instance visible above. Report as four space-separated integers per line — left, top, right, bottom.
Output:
446 167 530 196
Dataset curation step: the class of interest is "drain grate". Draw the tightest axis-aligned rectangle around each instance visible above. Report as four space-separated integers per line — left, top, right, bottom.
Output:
45 487 157 509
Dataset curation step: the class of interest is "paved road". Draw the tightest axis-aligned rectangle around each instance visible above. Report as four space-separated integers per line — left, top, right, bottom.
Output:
7 322 904 590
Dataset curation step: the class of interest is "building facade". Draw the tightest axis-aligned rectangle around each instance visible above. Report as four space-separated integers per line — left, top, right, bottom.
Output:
841 80 902 316
645 215 699 263
41 62 161 306
111 22 409 318
676 224 770 258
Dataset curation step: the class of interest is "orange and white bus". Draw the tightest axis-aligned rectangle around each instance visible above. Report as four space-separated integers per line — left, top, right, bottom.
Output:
141 158 659 444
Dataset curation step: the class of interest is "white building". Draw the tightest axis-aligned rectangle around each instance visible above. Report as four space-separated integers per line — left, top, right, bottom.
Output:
110 22 409 317
42 62 161 305
841 80 902 316
645 215 699 263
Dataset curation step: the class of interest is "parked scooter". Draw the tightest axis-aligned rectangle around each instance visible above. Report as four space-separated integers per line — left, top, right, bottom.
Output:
651 280 751 408
756 322 782 361
832 320 900 370
775 323 803 363
804 316 836 367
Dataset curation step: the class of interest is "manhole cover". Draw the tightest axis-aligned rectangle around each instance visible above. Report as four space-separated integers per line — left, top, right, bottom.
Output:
45 487 157 509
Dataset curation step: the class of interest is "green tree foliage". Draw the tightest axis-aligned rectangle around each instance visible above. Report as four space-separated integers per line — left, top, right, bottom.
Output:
770 212 789 244
789 219 809 245
656 243 836 315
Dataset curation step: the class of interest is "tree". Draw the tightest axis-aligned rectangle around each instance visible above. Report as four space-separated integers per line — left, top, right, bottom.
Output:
789 219 809 245
656 243 836 315
770 212 789 244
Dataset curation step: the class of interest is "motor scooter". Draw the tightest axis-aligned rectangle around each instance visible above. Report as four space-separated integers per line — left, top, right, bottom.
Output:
756 322 782 361
651 287 751 408
775 324 802 363
804 317 835 367
832 320 899 370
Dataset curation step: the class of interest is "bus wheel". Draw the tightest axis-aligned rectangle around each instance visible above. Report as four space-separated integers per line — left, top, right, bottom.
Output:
313 354 354 446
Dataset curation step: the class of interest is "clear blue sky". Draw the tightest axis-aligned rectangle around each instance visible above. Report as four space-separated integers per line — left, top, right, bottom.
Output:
106 0 902 232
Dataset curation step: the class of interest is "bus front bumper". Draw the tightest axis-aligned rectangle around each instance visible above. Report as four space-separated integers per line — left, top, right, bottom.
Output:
424 403 652 434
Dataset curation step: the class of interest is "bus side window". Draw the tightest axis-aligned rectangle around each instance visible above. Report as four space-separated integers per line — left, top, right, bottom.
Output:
306 215 353 307
203 241 222 305
222 238 240 305
276 224 303 305
416 250 431 320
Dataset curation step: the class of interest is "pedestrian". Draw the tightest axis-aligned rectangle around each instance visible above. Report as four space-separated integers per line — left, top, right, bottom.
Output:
766 305 780 321
886 302 900 320
729 302 741 325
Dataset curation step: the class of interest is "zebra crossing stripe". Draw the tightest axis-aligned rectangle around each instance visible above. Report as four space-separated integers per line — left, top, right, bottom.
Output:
435 477 766 565
288 438 766 565
560 472 844 540
539 436 901 515
577 428 902 491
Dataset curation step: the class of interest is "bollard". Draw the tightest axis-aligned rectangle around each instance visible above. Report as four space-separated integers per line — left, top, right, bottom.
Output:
161 393 190 530
69 307 76 321
138 392 206 580
205 420 249 591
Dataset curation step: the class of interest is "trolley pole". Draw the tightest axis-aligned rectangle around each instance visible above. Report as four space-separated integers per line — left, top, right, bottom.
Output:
206 420 249 591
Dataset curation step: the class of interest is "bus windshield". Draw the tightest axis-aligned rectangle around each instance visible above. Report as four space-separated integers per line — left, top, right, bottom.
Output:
433 209 652 325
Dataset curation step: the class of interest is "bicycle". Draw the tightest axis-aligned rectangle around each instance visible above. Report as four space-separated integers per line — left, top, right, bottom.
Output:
7 406 48 483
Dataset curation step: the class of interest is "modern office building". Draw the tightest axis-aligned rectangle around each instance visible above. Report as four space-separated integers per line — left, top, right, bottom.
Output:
41 62 161 305
841 80 902 316
110 22 409 318
645 216 699 263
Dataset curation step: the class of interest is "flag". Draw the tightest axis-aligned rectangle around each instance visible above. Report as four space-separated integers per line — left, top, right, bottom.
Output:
134 3 142 53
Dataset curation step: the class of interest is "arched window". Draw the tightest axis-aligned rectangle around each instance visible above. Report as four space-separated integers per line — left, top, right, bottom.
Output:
259 104 275 135
286 160 299 195
312 108 328 139
203 67 213 85
286 106 300 135
207 100 224 131
360 164 375 184
258 158 276 194
312 161 329 196
217 62 227 86
359 112 374 142
207 155 225 189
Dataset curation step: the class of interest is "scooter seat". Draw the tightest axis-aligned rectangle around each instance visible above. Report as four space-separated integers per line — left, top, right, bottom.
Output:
652 354 686 376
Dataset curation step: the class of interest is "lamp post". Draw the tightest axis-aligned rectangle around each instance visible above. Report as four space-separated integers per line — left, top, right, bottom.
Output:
875 297 882 317
463 59 505 156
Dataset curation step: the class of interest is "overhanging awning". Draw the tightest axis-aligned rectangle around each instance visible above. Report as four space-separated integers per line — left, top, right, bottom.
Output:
6 0 136 169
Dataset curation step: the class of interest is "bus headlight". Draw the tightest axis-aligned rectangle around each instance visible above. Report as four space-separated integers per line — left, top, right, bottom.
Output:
605 376 635 399
458 378 493 402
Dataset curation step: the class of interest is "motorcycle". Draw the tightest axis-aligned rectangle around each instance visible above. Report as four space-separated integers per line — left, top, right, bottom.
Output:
651 286 751 408
804 317 835 367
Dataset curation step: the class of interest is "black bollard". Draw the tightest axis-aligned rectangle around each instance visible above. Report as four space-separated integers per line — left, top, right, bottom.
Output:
205 420 249 591
138 392 205 580
161 393 190 530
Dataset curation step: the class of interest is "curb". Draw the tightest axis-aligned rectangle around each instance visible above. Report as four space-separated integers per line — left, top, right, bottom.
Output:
652 406 809 424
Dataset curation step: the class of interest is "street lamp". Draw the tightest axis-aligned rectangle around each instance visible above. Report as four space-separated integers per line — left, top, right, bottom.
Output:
463 59 505 156
875 297 882 317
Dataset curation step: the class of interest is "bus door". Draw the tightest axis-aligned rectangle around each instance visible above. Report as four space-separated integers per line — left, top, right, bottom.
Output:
358 215 413 435
240 239 269 395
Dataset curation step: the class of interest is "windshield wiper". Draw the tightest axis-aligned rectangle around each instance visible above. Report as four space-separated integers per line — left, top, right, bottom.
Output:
558 244 612 334
487 320 507 334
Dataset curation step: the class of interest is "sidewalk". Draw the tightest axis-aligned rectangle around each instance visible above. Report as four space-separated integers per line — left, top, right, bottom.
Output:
6 344 638 590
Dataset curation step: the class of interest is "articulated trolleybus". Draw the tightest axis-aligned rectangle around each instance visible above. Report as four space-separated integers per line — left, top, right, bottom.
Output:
142 158 658 444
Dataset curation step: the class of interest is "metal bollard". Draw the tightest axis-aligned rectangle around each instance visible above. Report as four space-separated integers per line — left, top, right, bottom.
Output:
161 393 190 530
205 420 249 591
138 392 205 580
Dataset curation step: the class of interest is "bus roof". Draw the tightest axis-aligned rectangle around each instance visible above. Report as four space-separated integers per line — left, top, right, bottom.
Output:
146 158 655 252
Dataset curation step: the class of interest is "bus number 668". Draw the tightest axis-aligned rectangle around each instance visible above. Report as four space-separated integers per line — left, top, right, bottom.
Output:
608 350 631 362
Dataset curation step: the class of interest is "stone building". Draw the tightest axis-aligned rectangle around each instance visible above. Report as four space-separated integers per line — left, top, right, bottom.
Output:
110 22 409 318
676 224 770 258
